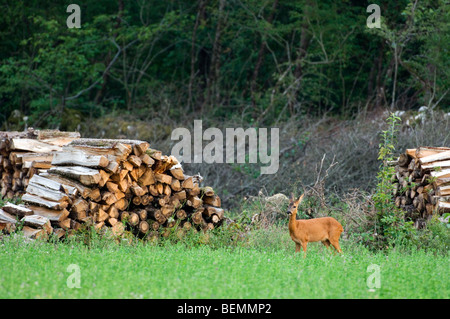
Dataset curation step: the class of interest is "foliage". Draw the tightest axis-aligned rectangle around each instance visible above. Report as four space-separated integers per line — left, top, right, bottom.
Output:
372 113 415 248
0 0 448 130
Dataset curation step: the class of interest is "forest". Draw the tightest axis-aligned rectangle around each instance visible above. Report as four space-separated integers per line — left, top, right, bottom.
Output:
0 0 449 205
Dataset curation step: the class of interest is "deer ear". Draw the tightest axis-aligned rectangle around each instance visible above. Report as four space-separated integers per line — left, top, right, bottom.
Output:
289 193 295 201
297 194 305 204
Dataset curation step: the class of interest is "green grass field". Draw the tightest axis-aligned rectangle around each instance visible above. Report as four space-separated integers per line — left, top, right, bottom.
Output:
1 227 448 299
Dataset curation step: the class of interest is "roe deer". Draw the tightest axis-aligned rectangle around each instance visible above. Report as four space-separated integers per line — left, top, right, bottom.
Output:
287 193 343 257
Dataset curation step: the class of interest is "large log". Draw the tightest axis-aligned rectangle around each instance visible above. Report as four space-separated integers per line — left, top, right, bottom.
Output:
431 169 450 180
14 152 55 166
40 173 91 198
415 147 450 159
139 168 155 186
421 160 450 170
27 205 70 222
21 225 48 240
419 150 450 165
48 166 102 186
191 209 205 225
155 173 172 185
0 209 18 224
437 201 450 213
176 209 187 220
129 212 140 226
146 148 162 160
22 193 68 210
10 139 62 153
21 215 53 234
36 130 80 146
397 153 410 167
139 220 150 234
153 155 178 174
203 195 221 207
181 176 194 189
25 182 70 204
203 206 225 219
1 202 33 217
169 167 185 180
67 138 148 158
187 196 203 209
437 185 450 196
29 174 77 196
52 151 109 168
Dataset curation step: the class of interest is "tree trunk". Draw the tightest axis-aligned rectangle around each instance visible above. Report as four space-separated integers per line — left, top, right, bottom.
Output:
188 0 208 111
205 0 226 111
288 0 313 115
250 0 279 106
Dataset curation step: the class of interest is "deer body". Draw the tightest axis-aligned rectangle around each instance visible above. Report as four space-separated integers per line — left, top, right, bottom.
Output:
287 194 343 257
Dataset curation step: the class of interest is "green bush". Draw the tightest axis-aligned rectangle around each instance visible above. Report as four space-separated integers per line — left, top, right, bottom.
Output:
371 113 415 249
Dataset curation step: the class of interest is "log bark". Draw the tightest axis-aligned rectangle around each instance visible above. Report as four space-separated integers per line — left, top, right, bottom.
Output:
419 150 450 164
139 167 155 186
25 182 70 204
27 205 69 222
22 225 48 240
421 160 450 170
48 166 102 186
169 167 185 180
0 209 18 224
181 176 194 189
2 202 33 217
155 173 172 185
52 151 109 168
11 139 62 153
21 215 53 234
203 195 221 207
22 193 67 210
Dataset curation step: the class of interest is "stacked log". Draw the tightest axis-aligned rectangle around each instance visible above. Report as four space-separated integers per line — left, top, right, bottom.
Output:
7 137 224 240
0 129 80 199
0 202 60 240
392 146 450 228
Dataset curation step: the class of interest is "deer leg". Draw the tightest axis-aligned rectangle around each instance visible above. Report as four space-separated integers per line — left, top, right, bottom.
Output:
329 238 342 254
295 243 302 254
322 239 332 254
301 242 308 258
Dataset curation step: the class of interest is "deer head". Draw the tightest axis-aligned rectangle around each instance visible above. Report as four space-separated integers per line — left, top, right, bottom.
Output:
286 193 305 216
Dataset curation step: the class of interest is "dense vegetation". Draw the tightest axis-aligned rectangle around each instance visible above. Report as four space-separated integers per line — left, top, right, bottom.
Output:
1 0 449 203
0 0 448 130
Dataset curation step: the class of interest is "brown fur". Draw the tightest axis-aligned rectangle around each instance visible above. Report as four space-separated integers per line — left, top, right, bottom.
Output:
287 194 343 257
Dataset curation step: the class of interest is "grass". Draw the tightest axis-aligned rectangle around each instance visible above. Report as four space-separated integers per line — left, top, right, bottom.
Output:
0 227 448 299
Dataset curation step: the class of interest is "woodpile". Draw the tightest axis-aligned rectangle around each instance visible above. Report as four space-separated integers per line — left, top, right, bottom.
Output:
1 134 225 241
0 129 80 199
392 146 450 228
